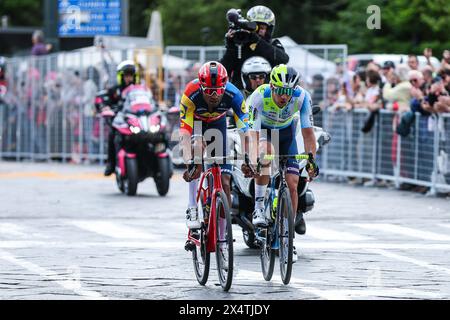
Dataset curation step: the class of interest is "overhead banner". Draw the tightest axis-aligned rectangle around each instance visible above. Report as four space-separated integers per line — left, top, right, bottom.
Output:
58 0 122 37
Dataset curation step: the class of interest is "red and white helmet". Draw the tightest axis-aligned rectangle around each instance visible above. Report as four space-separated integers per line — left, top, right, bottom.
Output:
198 61 228 95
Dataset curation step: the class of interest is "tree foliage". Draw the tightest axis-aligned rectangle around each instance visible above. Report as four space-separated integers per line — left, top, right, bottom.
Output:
0 0 43 27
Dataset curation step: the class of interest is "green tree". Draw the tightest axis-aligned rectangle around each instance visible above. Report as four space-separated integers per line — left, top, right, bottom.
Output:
0 0 43 27
320 0 450 54
154 0 245 45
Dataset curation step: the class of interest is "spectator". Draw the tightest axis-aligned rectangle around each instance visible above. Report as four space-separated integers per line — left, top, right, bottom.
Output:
421 65 434 88
380 61 395 87
363 70 381 111
31 30 52 56
423 77 450 113
442 68 450 92
440 50 450 72
310 74 324 106
407 55 419 71
383 65 412 112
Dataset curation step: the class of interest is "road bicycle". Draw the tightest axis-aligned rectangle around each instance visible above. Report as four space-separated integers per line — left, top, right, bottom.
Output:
184 156 234 291
252 153 313 285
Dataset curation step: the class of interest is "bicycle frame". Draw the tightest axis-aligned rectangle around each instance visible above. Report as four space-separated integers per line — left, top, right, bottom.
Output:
187 163 223 253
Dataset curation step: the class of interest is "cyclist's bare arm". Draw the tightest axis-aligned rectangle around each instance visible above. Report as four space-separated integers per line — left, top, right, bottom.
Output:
301 127 316 158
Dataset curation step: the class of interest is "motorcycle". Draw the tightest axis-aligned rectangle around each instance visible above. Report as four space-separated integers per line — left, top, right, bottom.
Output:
227 106 331 248
96 84 173 196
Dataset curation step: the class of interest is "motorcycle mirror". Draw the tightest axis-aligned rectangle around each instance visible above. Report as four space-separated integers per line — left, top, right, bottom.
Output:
312 105 321 115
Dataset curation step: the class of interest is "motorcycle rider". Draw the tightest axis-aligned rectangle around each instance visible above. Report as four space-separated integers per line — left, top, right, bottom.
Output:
220 5 289 90
247 64 319 261
101 60 140 176
241 56 272 99
179 61 252 229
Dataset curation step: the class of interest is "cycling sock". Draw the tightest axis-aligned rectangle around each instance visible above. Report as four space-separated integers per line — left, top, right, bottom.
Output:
254 184 267 210
188 178 199 208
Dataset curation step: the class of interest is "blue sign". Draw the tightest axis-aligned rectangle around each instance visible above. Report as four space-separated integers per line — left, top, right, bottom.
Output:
58 0 122 37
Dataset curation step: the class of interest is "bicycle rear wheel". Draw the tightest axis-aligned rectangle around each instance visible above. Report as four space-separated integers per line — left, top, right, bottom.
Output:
215 191 233 291
192 198 210 285
277 187 294 285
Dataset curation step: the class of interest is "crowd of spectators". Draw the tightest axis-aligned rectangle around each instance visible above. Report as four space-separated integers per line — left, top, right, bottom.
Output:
307 49 450 194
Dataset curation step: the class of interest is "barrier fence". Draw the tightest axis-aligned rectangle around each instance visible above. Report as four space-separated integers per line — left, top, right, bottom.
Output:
318 109 450 194
1 44 448 194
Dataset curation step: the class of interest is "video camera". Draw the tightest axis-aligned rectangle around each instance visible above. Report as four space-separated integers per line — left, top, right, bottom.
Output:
226 9 258 44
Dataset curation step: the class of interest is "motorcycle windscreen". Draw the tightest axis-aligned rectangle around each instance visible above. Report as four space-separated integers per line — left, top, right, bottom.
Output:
123 87 155 113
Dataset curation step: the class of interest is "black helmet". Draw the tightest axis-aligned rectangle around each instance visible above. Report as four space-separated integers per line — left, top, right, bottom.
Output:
116 60 138 86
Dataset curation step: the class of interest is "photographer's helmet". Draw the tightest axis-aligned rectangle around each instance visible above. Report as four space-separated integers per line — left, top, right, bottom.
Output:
241 56 271 92
246 5 275 38
116 60 138 87
270 64 300 89
198 61 228 95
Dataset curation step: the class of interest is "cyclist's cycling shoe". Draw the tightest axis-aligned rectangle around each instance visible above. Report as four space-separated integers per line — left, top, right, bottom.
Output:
252 208 267 227
104 163 115 176
186 207 201 229
295 212 306 235
293 246 298 263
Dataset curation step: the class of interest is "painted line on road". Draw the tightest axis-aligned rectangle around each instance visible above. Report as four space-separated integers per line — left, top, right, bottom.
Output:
305 225 373 241
0 171 111 180
234 269 444 299
5 240 450 251
0 249 108 300
352 223 450 241
0 223 50 240
69 221 156 240
368 248 450 276
235 269 348 300
437 224 450 230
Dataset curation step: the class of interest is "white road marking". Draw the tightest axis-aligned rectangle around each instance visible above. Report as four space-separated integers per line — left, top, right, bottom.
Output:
368 249 450 276
305 225 372 241
234 270 443 299
0 223 49 239
352 223 450 241
69 221 156 240
4 240 450 250
0 249 108 300
437 224 450 230
235 269 347 300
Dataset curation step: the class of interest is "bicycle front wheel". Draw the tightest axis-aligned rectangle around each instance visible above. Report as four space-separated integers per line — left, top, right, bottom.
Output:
260 226 275 281
277 187 294 285
192 198 210 285
215 191 234 291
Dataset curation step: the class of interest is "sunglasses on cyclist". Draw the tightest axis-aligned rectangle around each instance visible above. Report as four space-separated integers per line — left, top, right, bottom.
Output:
201 85 226 96
249 73 267 80
273 86 294 96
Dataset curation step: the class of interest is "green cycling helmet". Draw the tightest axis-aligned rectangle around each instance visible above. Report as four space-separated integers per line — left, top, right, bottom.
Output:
270 64 300 88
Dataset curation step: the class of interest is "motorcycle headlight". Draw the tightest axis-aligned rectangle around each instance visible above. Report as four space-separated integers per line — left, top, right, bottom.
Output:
150 124 160 133
130 126 141 134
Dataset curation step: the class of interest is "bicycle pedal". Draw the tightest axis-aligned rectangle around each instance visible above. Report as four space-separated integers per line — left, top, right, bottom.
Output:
184 240 196 252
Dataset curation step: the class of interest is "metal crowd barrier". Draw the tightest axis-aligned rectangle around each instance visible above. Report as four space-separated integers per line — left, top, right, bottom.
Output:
319 108 450 194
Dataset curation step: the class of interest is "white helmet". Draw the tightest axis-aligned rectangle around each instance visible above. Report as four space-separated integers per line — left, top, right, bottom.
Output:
241 56 271 93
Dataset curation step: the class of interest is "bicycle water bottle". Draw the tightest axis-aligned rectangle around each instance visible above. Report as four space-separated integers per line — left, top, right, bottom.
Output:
272 196 278 220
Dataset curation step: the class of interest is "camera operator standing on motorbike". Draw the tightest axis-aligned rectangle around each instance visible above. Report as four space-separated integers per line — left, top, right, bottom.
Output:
220 5 289 90
100 60 139 176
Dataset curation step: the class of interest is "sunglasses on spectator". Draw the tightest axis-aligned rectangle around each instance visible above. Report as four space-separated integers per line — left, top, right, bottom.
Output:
249 73 266 80
409 79 418 84
273 86 294 96
201 85 226 96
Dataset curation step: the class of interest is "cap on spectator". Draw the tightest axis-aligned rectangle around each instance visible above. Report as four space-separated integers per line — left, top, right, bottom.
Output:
382 61 395 69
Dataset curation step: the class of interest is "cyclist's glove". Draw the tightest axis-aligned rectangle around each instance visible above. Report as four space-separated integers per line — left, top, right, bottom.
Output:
306 153 319 179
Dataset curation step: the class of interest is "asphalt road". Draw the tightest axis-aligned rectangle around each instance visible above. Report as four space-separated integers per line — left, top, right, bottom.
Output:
0 160 449 300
